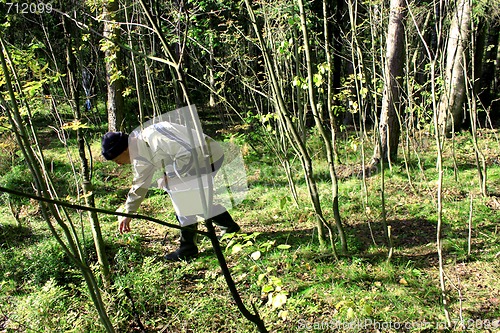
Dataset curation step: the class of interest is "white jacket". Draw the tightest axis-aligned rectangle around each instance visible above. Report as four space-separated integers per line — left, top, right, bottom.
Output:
124 122 224 214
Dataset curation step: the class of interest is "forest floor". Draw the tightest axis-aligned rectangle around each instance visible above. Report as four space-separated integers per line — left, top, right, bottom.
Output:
0 121 499 332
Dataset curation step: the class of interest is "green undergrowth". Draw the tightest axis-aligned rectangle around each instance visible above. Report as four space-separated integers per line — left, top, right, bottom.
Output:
0 127 499 333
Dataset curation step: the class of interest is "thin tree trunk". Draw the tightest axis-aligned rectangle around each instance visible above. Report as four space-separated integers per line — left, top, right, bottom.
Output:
125 4 145 124
465 17 488 196
244 0 330 248
63 16 111 287
370 0 406 168
406 3 452 325
0 39 115 332
103 0 125 131
437 0 472 137
297 0 347 254
323 0 346 252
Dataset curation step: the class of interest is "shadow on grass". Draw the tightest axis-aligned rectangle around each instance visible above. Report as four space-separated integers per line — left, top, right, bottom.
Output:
0 223 44 249
349 218 438 249
235 219 469 270
345 218 448 268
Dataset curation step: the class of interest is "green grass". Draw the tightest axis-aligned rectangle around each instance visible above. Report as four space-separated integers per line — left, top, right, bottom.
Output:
0 125 499 332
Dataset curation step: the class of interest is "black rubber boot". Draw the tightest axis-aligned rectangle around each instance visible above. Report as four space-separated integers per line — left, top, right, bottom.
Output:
211 209 240 239
165 224 199 261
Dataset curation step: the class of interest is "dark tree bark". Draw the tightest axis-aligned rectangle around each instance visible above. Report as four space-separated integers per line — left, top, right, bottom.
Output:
478 22 500 115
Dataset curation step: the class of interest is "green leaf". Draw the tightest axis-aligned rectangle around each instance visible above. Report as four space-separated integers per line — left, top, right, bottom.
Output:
362 304 373 316
260 240 276 252
262 284 274 293
313 73 324 87
122 86 134 97
360 87 369 98
257 273 267 285
277 244 291 250
279 196 291 210
278 310 289 320
61 121 90 131
22 81 43 95
269 276 282 287
226 239 236 250
231 244 242 254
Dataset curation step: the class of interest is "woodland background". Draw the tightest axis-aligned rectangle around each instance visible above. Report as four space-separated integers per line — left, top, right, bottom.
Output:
0 0 499 332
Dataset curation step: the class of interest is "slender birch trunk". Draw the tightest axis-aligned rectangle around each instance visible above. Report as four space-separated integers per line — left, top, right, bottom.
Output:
370 0 406 168
437 0 472 137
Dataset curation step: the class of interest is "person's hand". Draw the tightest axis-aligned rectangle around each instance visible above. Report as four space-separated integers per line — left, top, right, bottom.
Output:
118 216 132 234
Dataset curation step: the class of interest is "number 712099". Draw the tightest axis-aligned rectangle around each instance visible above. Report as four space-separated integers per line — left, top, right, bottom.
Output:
6 2 53 14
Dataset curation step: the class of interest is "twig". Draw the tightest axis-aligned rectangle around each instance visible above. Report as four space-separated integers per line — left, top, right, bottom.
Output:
0 186 210 237
124 288 146 333
205 219 269 333
386 225 393 263
468 192 473 258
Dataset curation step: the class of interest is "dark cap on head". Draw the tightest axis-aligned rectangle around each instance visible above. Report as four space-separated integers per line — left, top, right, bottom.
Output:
101 132 129 160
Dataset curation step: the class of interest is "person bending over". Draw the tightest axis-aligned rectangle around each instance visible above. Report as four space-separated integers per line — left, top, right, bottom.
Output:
101 122 240 261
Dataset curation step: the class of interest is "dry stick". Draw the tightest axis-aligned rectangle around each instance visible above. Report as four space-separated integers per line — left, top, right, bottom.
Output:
446 266 468 329
386 225 393 263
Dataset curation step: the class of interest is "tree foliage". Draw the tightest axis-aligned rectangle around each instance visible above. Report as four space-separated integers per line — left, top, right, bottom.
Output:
1 0 499 330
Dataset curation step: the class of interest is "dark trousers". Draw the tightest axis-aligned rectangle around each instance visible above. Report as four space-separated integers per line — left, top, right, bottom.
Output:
177 208 237 248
